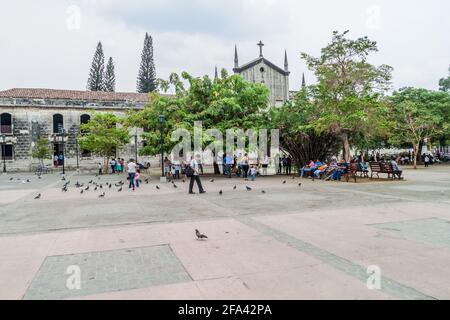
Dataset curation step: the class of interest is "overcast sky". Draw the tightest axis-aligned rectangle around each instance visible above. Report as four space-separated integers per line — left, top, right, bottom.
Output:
0 0 449 92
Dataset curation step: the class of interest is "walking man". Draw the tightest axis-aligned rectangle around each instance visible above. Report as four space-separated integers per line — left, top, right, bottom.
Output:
189 156 206 194
127 159 137 191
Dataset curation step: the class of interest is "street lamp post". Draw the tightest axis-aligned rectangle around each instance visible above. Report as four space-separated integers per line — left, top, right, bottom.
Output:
60 128 66 175
1 134 6 174
75 136 79 170
134 129 138 164
158 114 165 180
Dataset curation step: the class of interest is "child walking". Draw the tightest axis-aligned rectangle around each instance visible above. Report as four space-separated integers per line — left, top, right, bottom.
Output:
135 169 141 188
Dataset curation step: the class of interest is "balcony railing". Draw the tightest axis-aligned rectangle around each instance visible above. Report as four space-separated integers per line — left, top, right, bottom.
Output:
0 125 12 134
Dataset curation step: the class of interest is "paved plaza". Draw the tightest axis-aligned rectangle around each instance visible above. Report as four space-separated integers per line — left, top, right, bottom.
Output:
0 166 449 300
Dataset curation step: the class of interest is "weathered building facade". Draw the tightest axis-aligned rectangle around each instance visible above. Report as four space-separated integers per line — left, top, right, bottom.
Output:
233 42 290 107
0 88 155 172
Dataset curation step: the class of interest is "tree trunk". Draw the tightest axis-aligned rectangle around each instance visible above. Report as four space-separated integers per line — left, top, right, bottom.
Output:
413 144 418 170
341 132 351 162
416 139 424 164
104 157 109 174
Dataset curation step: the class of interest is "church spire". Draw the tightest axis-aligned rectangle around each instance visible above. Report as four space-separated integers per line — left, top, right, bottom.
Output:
284 50 288 71
302 73 306 88
214 65 219 79
234 45 239 68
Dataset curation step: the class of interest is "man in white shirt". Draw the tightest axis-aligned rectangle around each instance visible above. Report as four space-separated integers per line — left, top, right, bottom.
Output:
127 159 137 191
110 158 116 174
189 156 205 194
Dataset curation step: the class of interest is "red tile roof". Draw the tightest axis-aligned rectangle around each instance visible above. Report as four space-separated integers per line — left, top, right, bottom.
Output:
0 88 168 102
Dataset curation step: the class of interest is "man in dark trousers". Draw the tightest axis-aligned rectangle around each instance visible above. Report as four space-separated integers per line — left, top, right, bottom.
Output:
286 156 292 175
189 156 206 194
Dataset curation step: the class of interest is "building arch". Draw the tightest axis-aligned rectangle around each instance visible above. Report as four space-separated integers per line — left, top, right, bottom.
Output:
0 113 12 134
53 114 64 134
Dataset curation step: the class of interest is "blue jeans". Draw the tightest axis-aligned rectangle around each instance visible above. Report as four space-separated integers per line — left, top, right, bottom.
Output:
128 173 136 189
250 173 256 181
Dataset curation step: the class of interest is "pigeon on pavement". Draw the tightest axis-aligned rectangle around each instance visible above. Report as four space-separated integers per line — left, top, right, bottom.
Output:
195 229 208 240
34 194 41 200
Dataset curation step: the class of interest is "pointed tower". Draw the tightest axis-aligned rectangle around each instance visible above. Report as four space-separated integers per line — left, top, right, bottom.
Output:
234 45 239 69
284 50 289 72
214 65 219 79
302 73 306 88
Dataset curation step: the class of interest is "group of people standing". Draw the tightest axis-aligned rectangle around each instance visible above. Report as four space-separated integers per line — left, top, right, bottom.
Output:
53 154 64 167
109 158 126 174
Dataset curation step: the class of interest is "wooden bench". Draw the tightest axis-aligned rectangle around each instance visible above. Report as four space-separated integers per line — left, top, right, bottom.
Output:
369 162 401 180
341 163 358 183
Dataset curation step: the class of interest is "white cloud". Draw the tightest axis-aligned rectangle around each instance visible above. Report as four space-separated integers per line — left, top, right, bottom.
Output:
0 0 449 92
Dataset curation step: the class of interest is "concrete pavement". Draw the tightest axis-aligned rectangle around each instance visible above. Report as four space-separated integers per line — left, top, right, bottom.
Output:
0 166 449 300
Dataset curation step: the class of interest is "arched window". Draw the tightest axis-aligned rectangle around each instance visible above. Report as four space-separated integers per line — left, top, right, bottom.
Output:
80 114 91 134
0 113 12 134
80 114 91 125
53 114 64 134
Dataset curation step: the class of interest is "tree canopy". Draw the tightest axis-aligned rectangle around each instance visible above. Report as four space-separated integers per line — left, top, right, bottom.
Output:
78 112 130 170
387 87 450 167
127 71 269 159
300 30 393 161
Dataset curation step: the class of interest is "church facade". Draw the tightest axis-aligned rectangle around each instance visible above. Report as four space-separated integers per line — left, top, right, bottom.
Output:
233 41 290 107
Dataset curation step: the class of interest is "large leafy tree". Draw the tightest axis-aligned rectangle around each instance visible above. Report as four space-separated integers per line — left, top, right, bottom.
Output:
137 33 157 93
388 87 450 168
78 112 130 172
269 87 341 168
301 30 393 161
439 66 450 92
87 42 105 91
104 57 116 92
127 71 269 168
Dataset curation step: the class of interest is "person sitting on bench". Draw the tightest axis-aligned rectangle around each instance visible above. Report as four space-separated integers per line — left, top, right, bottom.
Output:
390 156 403 179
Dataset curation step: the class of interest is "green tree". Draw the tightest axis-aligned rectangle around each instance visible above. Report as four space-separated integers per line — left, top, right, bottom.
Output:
269 87 341 168
87 42 105 91
78 112 130 172
127 71 269 169
301 30 393 161
388 87 450 169
439 65 450 92
32 138 52 165
137 33 157 93
104 57 116 92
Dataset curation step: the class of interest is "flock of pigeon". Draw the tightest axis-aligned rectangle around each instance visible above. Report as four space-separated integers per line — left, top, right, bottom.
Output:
28 174 304 241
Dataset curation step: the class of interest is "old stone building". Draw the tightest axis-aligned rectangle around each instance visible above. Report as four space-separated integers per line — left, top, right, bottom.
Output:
0 43 302 172
0 88 156 172
233 41 291 106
